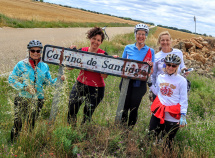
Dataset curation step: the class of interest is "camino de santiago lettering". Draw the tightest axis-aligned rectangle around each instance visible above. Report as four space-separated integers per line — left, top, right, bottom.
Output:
46 49 82 64
102 60 146 75
42 45 150 81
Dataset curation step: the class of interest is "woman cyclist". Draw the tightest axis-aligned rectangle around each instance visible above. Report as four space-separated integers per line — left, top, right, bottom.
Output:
119 23 155 129
148 54 188 149
8 40 62 141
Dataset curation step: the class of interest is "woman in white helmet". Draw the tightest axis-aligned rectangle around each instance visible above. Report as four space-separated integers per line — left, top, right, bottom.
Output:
8 40 63 142
150 31 190 101
148 54 188 149
119 23 155 129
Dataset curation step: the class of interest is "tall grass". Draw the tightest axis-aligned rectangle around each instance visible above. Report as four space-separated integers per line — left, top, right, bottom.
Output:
0 28 214 157
0 13 132 28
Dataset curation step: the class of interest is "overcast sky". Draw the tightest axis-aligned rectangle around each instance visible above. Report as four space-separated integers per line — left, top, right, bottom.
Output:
43 0 215 37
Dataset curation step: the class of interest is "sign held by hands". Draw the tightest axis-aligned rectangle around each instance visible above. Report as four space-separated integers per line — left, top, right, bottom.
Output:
42 45 151 81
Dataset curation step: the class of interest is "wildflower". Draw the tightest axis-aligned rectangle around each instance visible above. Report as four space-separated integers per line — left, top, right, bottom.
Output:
49 153 54 156
15 155 17 157
77 154 81 158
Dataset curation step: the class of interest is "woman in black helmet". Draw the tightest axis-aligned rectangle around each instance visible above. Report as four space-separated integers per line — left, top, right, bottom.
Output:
8 40 63 142
148 54 188 149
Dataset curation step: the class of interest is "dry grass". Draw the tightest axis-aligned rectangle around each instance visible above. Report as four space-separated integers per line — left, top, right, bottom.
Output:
153 26 199 40
0 0 138 25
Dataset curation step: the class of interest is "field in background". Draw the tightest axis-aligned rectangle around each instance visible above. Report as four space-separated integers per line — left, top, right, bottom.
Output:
153 27 198 40
0 0 137 25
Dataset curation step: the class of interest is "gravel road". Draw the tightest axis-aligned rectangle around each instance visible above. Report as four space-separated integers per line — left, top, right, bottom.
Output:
0 27 133 74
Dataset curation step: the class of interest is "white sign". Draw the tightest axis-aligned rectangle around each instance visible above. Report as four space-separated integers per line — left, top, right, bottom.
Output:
42 45 151 81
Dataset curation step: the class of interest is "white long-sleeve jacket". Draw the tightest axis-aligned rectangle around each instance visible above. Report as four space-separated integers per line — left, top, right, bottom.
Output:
150 73 188 122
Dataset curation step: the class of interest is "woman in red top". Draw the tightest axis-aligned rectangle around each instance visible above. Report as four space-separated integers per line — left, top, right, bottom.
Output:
67 27 109 125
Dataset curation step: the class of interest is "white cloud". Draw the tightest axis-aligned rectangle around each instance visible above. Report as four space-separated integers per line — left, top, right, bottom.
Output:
44 0 215 36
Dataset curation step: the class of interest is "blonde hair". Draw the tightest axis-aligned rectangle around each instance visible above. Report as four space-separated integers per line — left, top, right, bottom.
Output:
157 31 172 45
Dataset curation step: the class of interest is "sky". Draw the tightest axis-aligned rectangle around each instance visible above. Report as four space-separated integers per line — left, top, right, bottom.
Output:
43 0 215 37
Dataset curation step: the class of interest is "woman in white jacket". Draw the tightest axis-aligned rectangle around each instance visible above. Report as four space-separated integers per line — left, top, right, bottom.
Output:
150 31 189 101
149 54 188 149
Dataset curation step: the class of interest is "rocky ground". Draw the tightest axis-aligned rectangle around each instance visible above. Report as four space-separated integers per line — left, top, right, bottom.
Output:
173 37 215 78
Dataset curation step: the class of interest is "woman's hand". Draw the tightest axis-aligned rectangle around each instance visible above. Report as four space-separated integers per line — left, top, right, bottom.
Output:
146 61 153 76
101 74 108 78
61 75 65 81
112 55 119 58
66 67 74 71
25 85 37 95
69 45 77 49
181 68 190 77
178 114 187 127
146 61 153 67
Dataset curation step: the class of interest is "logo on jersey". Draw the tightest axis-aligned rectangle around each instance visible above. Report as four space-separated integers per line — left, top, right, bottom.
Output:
159 83 176 97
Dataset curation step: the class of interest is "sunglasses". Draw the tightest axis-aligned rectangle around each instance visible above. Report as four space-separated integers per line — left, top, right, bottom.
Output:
166 64 177 68
30 50 41 53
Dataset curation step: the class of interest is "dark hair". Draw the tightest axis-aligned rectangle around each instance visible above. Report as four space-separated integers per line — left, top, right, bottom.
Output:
86 27 105 42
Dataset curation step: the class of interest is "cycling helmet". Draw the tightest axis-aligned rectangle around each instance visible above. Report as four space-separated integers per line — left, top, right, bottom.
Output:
27 40 43 49
164 54 181 65
134 23 149 36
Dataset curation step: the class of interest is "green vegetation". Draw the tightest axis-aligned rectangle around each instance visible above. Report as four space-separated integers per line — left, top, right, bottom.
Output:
0 28 214 157
0 13 132 28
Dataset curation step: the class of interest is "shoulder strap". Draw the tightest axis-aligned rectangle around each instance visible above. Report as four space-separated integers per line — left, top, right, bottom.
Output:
143 48 152 62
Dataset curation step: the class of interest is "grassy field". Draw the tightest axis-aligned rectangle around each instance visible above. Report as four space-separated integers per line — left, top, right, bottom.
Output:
0 27 214 157
153 27 198 40
0 0 137 26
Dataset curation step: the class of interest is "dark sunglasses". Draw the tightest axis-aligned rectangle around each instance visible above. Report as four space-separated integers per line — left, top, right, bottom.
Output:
30 50 41 53
166 64 177 68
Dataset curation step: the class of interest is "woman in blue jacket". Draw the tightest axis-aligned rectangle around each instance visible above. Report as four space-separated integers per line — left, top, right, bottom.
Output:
120 23 154 129
8 40 59 141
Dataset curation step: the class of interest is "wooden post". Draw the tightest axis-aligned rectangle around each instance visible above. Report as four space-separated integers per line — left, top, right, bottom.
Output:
49 66 64 122
115 78 130 124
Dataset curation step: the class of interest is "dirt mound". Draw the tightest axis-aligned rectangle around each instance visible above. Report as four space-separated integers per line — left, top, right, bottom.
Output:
173 37 215 77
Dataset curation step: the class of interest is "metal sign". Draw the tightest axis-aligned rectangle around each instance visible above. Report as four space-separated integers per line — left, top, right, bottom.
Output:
42 45 150 81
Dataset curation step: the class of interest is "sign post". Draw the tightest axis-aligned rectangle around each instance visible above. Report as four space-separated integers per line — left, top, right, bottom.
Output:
49 66 63 122
42 45 151 122
115 78 130 124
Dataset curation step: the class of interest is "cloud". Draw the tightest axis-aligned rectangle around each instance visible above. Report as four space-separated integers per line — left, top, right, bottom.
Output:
44 0 215 36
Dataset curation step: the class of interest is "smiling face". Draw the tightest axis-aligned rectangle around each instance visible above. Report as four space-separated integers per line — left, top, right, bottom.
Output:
165 63 179 74
89 34 102 50
29 47 41 60
136 30 146 44
159 34 171 50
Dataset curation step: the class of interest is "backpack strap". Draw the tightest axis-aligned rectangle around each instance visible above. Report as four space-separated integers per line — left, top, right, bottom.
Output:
143 48 152 62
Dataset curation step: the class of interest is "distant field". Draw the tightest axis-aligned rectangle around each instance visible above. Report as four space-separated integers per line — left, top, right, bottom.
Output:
153 27 198 40
0 0 137 25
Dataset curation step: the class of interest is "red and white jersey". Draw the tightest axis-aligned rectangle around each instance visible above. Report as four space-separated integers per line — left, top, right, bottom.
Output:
150 73 188 122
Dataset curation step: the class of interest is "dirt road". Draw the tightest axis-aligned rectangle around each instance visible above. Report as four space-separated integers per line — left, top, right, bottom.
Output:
0 27 133 74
